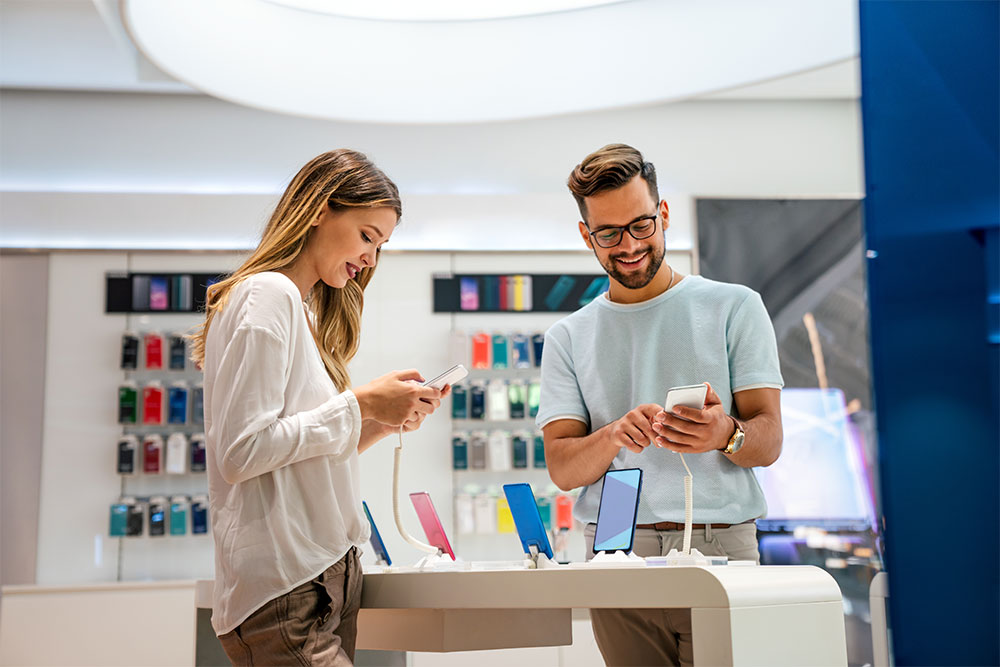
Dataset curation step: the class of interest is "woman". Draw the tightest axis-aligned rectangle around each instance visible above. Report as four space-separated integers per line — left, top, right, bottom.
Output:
190 149 445 665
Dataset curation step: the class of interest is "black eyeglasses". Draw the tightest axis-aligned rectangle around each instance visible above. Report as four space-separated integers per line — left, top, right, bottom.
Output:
587 214 658 248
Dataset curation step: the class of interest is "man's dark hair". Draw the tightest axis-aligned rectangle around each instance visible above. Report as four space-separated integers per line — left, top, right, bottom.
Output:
567 143 659 221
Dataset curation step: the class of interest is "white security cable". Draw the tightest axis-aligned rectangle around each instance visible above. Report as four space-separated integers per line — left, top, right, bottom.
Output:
392 427 438 554
678 453 694 555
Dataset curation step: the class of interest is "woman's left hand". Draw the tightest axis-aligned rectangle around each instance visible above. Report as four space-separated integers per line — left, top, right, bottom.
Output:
403 384 451 432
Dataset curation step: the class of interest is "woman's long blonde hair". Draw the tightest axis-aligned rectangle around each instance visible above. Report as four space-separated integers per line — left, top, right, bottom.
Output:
189 149 401 391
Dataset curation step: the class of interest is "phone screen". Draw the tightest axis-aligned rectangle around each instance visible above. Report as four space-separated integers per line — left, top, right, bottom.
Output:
362 501 392 566
593 468 643 553
503 483 554 559
409 492 455 559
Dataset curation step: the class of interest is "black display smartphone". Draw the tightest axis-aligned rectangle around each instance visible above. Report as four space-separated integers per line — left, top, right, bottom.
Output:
148 498 167 536
592 468 643 554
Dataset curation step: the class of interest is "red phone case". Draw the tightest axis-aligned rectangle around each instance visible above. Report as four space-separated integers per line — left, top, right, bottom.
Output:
471 332 490 369
143 438 162 474
143 385 164 425
555 494 574 530
498 276 509 311
144 333 163 370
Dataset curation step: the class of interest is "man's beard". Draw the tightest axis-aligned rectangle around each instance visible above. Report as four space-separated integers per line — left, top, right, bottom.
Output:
600 243 666 290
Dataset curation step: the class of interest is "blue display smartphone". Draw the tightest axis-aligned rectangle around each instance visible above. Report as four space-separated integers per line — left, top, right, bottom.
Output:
502 483 554 559
592 468 643 554
362 501 392 566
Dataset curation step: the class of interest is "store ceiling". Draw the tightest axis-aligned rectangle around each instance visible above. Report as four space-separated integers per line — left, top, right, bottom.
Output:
1 0 859 122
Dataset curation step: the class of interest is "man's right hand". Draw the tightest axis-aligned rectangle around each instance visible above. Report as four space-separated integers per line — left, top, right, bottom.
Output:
605 404 662 453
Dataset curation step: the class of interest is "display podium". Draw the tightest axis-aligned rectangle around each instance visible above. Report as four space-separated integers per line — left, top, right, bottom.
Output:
0 565 846 666
357 565 847 666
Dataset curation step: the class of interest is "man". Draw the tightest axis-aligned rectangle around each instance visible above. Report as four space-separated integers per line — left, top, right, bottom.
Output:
536 143 784 666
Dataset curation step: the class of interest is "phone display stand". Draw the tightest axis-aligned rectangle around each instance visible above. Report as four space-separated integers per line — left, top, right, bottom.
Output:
412 549 457 570
646 548 728 567
574 550 645 568
524 545 562 570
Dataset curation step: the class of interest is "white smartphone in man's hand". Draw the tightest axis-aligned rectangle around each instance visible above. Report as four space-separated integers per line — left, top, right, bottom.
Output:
422 364 469 389
664 383 708 413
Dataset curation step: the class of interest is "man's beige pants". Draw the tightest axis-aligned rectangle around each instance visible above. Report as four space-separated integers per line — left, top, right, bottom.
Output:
584 523 760 666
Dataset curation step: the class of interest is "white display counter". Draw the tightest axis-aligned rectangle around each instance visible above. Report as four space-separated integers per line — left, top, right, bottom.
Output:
1 565 847 666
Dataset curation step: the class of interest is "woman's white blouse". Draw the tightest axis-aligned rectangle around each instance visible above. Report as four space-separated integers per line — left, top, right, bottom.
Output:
203 271 368 635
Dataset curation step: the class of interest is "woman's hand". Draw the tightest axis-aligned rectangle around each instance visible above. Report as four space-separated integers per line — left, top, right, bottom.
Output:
353 369 445 427
399 384 451 433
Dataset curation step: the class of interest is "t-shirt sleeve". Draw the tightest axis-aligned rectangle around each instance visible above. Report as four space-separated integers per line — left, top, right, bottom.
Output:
535 328 590 429
210 323 362 485
727 292 785 391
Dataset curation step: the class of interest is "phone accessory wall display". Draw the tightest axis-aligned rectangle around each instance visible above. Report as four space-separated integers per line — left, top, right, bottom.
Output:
452 430 545 471
433 274 609 313
105 271 224 314
456 331 544 371
109 495 209 537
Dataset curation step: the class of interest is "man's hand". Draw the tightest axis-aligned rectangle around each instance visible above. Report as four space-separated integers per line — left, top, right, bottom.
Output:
606 404 663 453
652 383 734 453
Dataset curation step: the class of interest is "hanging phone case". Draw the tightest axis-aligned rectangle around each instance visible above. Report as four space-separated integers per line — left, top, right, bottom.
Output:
471 332 490 369
144 332 163 370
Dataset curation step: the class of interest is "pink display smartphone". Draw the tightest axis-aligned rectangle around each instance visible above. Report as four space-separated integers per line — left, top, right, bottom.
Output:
409 492 456 560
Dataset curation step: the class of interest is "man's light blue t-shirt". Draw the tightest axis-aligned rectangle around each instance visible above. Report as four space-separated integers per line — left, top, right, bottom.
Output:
536 275 783 525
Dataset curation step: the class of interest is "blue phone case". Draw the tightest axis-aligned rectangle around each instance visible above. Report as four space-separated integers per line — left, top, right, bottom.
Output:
503 483 554 559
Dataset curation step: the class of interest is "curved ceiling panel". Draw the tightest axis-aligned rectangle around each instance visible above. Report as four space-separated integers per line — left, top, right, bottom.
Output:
123 0 857 124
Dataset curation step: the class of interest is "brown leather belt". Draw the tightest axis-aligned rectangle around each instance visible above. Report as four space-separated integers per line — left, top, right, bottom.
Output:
636 520 751 531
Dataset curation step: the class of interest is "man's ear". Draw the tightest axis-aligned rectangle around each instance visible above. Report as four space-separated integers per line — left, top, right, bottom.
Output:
579 221 594 250
659 200 670 233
